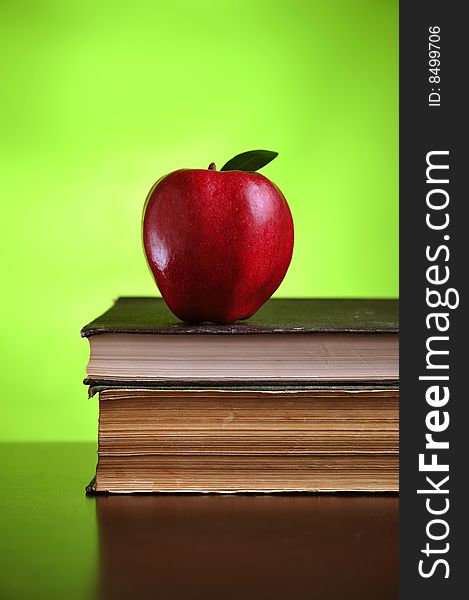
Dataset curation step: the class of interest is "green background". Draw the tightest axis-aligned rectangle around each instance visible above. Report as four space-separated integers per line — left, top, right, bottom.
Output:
0 0 398 442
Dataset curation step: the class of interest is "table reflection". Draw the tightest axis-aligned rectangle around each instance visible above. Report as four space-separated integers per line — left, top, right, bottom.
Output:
95 494 398 599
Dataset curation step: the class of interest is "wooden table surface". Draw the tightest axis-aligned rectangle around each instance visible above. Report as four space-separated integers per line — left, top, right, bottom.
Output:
0 444 398 599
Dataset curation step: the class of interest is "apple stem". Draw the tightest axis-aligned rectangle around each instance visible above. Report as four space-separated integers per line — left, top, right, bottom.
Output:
208 162 217 171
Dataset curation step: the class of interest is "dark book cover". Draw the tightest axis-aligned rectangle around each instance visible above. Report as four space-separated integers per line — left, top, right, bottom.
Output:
81 297 399 337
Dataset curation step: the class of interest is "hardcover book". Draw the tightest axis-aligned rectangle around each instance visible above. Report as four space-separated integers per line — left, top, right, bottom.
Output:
82 297 399 386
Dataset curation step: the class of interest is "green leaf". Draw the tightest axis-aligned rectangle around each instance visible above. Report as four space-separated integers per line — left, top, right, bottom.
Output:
220 150 278 172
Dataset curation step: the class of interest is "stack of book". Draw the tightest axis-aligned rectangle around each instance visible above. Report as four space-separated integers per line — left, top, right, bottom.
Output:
82 298 398 492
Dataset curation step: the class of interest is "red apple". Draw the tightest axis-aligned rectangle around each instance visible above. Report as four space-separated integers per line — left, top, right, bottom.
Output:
142 150 294 324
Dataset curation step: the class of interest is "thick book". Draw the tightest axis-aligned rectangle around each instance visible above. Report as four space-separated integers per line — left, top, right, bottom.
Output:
82 297 399 385
87 385 398 493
